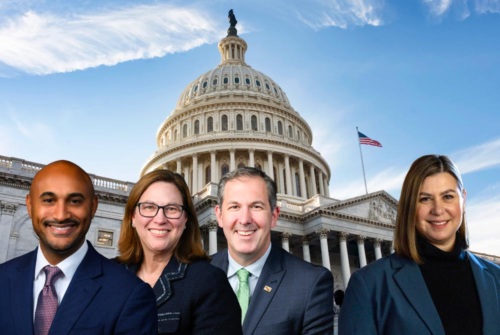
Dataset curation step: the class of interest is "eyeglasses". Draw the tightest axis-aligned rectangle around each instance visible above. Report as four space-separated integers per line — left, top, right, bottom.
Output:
136 202 184 219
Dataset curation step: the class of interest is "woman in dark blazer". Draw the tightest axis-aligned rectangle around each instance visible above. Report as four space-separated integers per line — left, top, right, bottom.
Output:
339 155 500 335
116 170 242 335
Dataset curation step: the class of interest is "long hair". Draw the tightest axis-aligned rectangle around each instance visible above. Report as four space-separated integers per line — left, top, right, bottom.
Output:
217 167 277 210
393 155 467 264
117 169 208 265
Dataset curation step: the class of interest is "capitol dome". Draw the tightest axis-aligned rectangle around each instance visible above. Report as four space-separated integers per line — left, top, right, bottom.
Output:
141 13 331 202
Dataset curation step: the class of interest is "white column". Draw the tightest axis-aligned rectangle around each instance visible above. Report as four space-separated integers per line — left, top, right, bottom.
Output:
318 228 331 270
309 165 317 196
284 154 292 196
249 149 255 167
291 166 297 196
267 151 274 179
301 236 311 263
208 221 218 255
298 159 306 199
192 154 198 194
183 166 190 190
229 149 236 171
210 151 217 182
324 177 330 197
357 235 367 268
176 158 182 174
281 232 291 252
278 161 285 194
374 239 383 260
318 171 325 196
339 232 351 289
0 202 18 263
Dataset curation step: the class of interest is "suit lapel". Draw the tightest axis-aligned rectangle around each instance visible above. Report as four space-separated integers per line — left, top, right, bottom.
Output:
243 246 285 335
468 253 499 335
391 255 445 335
49 243 102 335
10 250 37 335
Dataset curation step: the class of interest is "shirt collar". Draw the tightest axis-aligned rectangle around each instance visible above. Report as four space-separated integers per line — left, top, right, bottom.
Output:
35 241 89 282
227 243 272 279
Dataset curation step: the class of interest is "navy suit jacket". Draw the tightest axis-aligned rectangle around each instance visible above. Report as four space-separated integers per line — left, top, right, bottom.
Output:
124 258 242 335
0 242 158 335
211 244 334 335
339 252 500 335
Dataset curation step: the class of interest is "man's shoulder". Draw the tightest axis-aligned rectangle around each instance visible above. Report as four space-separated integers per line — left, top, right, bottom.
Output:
0 249 36 271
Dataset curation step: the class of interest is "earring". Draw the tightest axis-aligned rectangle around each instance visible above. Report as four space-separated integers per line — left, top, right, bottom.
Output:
131 222 135 228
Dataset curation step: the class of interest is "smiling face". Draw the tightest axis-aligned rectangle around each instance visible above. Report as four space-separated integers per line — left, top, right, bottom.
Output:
132 181 187 259
215 176 279 266
415 172 466 252
26 161 98 265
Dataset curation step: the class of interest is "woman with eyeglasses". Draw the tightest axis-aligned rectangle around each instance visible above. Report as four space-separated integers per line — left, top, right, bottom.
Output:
116 170 242 335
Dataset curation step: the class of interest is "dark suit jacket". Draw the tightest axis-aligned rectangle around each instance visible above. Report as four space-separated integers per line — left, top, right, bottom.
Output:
0 242 158 335
211 244 334 335
338 252 500 335
124 258 242 335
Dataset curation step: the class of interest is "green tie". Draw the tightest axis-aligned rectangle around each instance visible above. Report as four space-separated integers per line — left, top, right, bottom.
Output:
236 268 250 323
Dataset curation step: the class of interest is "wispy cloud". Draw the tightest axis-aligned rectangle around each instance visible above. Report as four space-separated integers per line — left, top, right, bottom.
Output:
294 0 385 29
0 3 223 75
453 138 500 174
421 0 500 19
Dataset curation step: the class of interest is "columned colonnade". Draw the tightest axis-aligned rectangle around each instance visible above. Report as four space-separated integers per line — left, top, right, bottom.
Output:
203 220 388 289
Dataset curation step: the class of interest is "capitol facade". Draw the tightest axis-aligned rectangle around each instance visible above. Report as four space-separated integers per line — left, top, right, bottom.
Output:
1 15 497 290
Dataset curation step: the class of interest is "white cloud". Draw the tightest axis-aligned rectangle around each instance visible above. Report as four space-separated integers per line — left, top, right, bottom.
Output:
453 138 500 174
421 0 500 19
0 3 223 75
467 190 500 256
294 0 385 29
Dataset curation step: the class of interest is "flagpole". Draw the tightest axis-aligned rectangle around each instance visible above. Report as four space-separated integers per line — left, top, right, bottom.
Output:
356 127 368 195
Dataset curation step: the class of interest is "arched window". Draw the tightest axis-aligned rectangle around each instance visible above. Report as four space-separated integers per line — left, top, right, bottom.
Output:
183 124 188 138
221 115 228 131
256 79 261 87
288 125 293 138
203 81 208 89
221 164 230 177
223 76 229 84
278 121 283 135
265 117 271 132
245 78 251 85
194 120 200 135
236 114 243 130
238 162 246 169
174 129 178 141
297 130 301 140
207 116 213 132
251 115 258 131
212 78 218 86
234 76 240 84
255 163 262 170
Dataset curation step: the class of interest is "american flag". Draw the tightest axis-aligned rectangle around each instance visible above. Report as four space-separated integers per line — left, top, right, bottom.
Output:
358 131 382 147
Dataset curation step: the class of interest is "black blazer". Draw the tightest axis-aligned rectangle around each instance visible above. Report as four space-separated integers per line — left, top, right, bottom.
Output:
0 242 158 334
211 244 334 335
125 258 242 335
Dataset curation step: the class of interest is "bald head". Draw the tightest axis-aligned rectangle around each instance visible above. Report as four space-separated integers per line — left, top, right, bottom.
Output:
27 160 98 264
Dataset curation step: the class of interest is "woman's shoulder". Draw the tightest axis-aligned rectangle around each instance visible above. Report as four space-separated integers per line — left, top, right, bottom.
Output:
185 259 227 278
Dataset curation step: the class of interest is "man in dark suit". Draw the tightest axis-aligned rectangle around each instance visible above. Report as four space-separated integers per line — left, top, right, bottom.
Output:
0 160 157 334
212 167 334 335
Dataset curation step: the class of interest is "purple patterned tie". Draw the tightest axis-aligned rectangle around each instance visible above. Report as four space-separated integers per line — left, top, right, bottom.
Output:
34 266 63 335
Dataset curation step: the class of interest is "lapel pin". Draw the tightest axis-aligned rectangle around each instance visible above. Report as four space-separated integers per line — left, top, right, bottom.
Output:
264 285 272 292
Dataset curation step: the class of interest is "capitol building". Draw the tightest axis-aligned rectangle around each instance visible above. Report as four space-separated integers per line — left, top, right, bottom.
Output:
0 14 496 291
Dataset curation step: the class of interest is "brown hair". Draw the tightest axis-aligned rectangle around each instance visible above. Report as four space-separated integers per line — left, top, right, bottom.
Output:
117 169 208 264
393 154 468 264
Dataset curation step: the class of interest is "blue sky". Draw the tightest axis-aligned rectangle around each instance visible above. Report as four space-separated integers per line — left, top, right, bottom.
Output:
1 0 499 256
